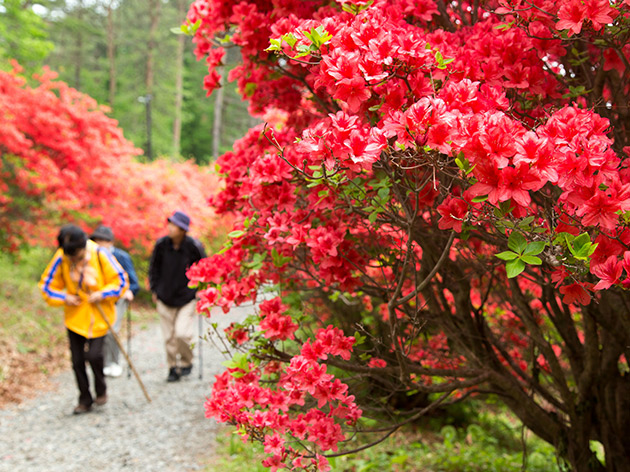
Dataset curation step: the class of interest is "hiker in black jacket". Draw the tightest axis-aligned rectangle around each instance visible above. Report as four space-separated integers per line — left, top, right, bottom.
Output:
149 210 206 382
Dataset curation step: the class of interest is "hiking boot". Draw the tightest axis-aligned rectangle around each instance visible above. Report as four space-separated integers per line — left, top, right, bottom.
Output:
94 395 108 406
180 364 193 376
73 404 92 415
167 367 181 382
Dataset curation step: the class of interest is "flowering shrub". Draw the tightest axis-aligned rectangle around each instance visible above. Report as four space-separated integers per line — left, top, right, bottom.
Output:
186 0 630 470
0 63 224 254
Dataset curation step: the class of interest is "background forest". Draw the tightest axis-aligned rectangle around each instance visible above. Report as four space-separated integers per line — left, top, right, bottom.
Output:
0 0 255 164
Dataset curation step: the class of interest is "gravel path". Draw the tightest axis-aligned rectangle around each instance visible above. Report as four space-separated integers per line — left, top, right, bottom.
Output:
0 304 253 472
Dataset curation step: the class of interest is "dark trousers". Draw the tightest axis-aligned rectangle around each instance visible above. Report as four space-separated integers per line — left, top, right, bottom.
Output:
67 329 107 406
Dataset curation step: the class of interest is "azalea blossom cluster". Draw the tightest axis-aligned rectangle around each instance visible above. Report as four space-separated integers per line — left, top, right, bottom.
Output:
186 0 630 470
205 310 360 472
0 63 224 254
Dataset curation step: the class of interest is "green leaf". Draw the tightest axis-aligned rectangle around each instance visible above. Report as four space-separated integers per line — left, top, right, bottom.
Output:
495 251 519 261
243 82 257 97
590 441 605 464
568 233 595 260
228 230 246 238
494 21 514 31
283 33 297 47
377 187 390 200
353 331 366 346
472 195 488 203
553 231 575 246
518 216 535 228
506 259 526 278
368 211 379 224
243 252 266 270
342 2 356 13
271 248 291 268
216 240 233 255
434 49 454 70
265 38 282 51
296 43 310 53
500 201 514 213
521 255 542 265
508 232 527 254
523 241 546 256
243 216 256 229
217 33 232 44
341 0 374 14
304 26 332 49
573 232 591 249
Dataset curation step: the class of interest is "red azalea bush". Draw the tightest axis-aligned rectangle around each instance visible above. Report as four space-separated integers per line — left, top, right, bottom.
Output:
0 62 224 254
104 158 226 252
186 0 630 470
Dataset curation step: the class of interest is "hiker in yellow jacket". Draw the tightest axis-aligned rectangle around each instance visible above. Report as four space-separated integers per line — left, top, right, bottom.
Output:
39 224 129 414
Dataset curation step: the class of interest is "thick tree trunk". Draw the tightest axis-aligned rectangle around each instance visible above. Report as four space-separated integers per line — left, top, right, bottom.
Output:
172 0 186 158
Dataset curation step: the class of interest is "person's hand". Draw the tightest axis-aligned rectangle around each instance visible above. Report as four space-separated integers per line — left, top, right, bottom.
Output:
152 292 158 304
124 290 134 302
65 294 81 306
88 291 104 304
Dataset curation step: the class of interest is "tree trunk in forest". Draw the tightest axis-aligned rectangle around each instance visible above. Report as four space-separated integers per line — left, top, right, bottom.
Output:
144 0 161 160
74 0 84 89
172 0 185 158
106 0 116 108
212 67 224 160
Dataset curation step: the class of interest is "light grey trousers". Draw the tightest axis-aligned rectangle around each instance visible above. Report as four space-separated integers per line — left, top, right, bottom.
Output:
104 298 129 366
156 299 196 368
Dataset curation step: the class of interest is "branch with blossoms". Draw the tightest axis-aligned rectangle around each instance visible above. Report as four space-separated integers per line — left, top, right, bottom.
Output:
184 0 630 470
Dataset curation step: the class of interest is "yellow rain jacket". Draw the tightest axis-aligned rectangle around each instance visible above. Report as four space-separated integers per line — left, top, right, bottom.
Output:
39 240 129 339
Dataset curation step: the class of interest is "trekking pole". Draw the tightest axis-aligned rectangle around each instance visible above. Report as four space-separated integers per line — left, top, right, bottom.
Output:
127 303 132 380
198 313 203 380
94 302 152 403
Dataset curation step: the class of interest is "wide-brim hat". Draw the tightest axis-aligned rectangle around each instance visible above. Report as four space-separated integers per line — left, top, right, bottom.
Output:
168 210 190 232
90 225 114 241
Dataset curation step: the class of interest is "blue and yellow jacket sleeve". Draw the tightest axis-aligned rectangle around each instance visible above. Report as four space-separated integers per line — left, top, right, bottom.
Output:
96 248 129 300
39 248 68 307
113 247 140 295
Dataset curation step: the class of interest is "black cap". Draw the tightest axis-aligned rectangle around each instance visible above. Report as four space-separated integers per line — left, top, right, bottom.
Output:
90 225 114 242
